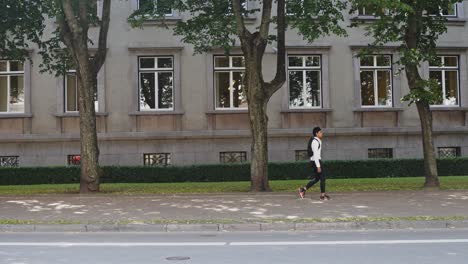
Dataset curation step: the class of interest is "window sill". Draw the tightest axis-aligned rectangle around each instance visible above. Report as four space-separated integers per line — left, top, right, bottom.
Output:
129 110 184 116
353 107 404 112
206 110 249 115
138 17 182 26
430 106 468 111
281 108 332 113
352 16 466 26
55 112 109 117
0 113 33 119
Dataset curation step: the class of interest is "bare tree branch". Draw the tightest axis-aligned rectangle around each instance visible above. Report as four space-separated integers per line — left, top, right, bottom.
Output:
259 0 273 40
266 0 286 96
93 0 111 74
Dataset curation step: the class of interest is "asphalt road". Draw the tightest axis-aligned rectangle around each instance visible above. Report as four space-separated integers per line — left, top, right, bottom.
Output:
1 229 468 264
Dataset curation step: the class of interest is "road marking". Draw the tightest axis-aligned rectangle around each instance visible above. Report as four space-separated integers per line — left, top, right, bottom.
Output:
230 239 468 246
0 242 227 247
1 239 468 247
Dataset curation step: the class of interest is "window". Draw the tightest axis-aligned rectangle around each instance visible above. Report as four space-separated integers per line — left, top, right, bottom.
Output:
429 56 459 106
430 4 457 17
368 148 393 159
0 60 24 113
65 70 98 112
139 56 174 111
138 0 173 16
144 153 171 166
360 55 393 107
220 151 247 163
68 155 81 165
0 156 19 167
438 147 461 158
214 56 247 109
288 55 321 108
295 150 309 161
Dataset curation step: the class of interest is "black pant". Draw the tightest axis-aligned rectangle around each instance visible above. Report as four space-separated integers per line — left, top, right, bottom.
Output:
305 160 325 193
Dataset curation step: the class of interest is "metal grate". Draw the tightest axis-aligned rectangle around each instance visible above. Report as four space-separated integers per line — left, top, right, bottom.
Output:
368 148 393 159
144 153 171 166
438 147 461 158
295 150 309 161
67 155 81 165
220 151 247 164
0 156 19 167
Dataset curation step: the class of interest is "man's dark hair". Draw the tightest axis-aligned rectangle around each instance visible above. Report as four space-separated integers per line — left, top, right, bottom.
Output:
313 127 321 137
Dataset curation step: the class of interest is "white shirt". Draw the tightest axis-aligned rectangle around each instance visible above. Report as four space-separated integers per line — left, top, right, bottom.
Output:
310 137 322 167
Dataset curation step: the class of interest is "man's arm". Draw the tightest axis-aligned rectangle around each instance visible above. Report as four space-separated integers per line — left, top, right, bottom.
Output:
312 140 320 168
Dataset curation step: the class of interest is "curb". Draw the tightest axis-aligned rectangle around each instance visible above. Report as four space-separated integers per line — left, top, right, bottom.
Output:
2 220 468 232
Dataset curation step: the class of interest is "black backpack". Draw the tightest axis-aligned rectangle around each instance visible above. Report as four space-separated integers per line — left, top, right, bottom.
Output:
307 137 320 157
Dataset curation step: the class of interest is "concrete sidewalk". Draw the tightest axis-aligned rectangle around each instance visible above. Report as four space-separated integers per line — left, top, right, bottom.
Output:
1 190 468 232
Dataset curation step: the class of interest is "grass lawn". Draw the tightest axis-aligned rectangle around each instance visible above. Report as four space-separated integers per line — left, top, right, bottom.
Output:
0 176 467 195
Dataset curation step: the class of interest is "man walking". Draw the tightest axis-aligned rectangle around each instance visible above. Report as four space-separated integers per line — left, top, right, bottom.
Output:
298 127 330 200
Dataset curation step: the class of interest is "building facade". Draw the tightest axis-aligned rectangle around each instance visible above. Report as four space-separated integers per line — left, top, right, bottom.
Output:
1 0 468 167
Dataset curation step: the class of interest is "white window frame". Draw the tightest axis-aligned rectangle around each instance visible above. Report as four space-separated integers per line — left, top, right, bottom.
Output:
64 70 99 113
430 3 458 17
138 56 174 111
213 55 247 110
359 55 394 107
287 55 322 109
137 0 173 17
429 55 460 107
0 60 25 113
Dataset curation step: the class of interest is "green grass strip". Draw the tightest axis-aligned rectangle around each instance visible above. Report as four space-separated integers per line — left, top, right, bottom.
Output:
0 176 467 195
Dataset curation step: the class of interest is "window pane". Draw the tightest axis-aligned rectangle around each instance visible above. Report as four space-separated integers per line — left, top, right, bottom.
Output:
9 61 24 72
376 56 391 67
360 71 375 106
0 61 7 72
232 57 245 67
442 4 456 16
289 70 304 107
139 0 154 10
9 76 24 112
140 58 155 69
66 74 78 111
444 71 458 105
429 71 443 105
288 56 303 67
305 71 321 107
0 76 7 111
360 56 374 67
140 72 155 110
444 56 458 67
305 56 320 67
157 57 173 69
158 72 173 109
232 71 247 108
215 72 230 108
214 57 229 68
156 0 172 15
377 70 392 106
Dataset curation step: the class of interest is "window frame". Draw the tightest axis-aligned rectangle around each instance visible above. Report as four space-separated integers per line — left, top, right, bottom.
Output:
219 151 248 164
213 55 247 110
429 55 460 107
287 54 323 109
138 56 175 111
0 156 19 167
0 60 25 113
368 148 393 159
64 69 99 113
143 153 172 166
137 0 174 17
359 54 394 108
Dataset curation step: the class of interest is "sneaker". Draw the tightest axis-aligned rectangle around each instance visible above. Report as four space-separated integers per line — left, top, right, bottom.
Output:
298 187 306 199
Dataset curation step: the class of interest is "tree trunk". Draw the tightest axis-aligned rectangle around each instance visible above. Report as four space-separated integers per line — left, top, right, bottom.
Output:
405 65 440 189
248 85 271 192
243 43 271 192
415 101 440 188
77 62 101 193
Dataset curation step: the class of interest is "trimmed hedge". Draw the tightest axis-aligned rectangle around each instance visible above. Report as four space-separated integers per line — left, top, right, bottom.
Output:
0 158 467 185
